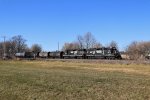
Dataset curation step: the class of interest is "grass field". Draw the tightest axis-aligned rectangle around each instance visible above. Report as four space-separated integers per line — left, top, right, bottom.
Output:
0 60 150 100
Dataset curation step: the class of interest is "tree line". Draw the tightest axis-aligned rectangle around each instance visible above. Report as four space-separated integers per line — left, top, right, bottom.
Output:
62 32 150 60
126 41 150 60
0 33 150 60
0 35 42 58
62 32 118 51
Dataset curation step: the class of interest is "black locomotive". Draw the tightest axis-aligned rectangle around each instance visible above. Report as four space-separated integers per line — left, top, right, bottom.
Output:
15 47 122 60
86 47 121 59
145 52 150 59
63 49 86 59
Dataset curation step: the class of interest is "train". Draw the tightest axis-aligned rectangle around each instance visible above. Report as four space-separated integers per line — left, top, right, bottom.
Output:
145 52 150 59
15 47 122 60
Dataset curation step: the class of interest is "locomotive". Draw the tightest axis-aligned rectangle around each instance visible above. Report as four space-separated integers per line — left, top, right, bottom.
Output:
145 52 150 59
63 49 86 59
15 47 122 60
86 47 121 59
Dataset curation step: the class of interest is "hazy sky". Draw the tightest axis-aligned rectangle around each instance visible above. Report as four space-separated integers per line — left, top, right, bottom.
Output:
0 0 150 51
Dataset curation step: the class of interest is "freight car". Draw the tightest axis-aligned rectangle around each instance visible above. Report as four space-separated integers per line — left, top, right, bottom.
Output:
49 51 64 59
15 52 35 59
37 52 50 58
36 51 64 59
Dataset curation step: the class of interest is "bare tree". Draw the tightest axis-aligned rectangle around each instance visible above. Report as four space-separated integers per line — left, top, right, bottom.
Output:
84 32 94 49
5 41 12 56
93 42 102 48
0 42 3 58
126 41 150 60
62 42 80 51
77 35 84 49
10 35 27 53
77 32 99 49
62 43 69 51
31 44 42 53
0 35 43 59
126 41 139 60
0 41 12 57
83 32 102 49
0 40 17 58
62 32 102 51
109 40 118 48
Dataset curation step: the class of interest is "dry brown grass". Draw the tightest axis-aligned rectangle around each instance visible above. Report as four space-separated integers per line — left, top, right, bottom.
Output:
0 60 150 100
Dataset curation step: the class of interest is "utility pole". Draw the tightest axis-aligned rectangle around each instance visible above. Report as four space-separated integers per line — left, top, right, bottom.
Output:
2 36 6 59
58 42 59 51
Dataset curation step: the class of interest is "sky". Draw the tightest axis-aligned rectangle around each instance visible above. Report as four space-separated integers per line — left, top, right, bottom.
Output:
0 0 150 51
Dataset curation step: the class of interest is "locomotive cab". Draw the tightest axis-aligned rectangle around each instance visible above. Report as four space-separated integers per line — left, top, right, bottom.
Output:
145 51 150 59
111 47 122 59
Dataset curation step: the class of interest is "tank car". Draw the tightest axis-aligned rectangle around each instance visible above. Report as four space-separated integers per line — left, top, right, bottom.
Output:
15 52 35 59
49 51 64 59
37 52 50 58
